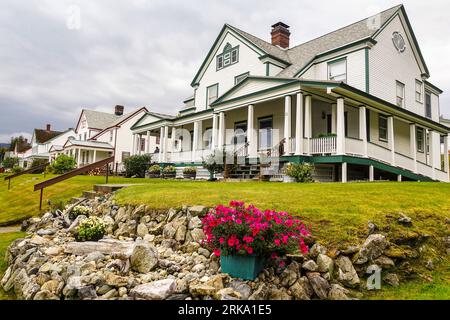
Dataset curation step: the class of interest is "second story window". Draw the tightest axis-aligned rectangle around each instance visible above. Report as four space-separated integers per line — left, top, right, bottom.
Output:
217 43 239 70
378 115 388 142
328 58 347 82
109 130 114 142
396 81 405 107
206 84 218 107
425 92 432 118
415 80 423 102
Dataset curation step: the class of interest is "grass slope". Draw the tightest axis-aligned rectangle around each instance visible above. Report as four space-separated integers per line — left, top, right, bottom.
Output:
0 231 25 300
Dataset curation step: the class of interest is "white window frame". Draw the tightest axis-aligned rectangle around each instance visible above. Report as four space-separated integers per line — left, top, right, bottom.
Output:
206 84 219 107
416 127 424 153
415 79 423 103
328 58 347 82
396 81 405 108
425 91 432 119
378 115 388 142
109 130 114 142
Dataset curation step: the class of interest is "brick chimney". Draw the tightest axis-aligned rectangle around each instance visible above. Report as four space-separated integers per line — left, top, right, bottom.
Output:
115 105 124 116
271 22 290 49
46 124 51 131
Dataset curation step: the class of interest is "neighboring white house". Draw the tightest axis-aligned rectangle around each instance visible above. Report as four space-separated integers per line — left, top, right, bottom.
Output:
59 105 148 171
441 117 450 155
131 4 449 182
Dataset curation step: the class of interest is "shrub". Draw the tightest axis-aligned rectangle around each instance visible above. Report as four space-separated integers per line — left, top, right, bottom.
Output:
162 165 176 174
123 154 152 178
183 166 197 174
52 154 76 174
202 149 224 180
31 158 49 173
202 201 310 266
11 165 23 174
148 165 161 174
2 157 19 169
316 133 337 138
69 205 93 220
285 163 314 183
76 216 106 242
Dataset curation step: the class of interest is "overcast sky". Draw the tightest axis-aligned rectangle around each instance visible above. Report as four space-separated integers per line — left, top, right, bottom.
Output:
0 0 449 143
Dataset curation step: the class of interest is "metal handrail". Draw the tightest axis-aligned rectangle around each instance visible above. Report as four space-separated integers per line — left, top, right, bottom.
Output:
34 156 114 210
4 162 49 190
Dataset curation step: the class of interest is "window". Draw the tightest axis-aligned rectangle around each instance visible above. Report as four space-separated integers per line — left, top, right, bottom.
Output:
235 72 249 85
258 117 273 150
109 130 114 142
233 121 247 145
204 128 213 149
415 80 423 102
396 81 405 107
83 132 87 141
379 115 388 141
425 92 432 118
140 138 145 152
216 43 239 70
328 58 347 82
416 127 424 152
122 152 130 160
206 84 218 107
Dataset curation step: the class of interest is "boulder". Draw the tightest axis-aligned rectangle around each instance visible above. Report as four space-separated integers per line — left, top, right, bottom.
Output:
189 284 216 297
249 283 269 300
188 216 202 230
136 223 149 238
398 213 412 226
328 284 350 300
317 254 334 274
306 272 330 299
78 285 97 300
187 206 207 216
175 225 187 242
373 255 395 269
309 243 327 258
104 271 129 287
335 256 360 288
163 223 177 239
290 277 313 300
214 288 241 300
268 287 291 300
280 261 299 287
383 273 400 287
34 290 60 300
130 279 176 300
229 280 252 300
130 243 158 273
354 234 387 264
302 260 318 272
190 228 206 242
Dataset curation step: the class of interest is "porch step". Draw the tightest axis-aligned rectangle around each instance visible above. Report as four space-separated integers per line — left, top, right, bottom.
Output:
83 190 100 199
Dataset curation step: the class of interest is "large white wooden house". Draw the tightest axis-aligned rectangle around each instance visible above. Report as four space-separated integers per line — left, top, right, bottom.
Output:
131 5 449 182
59 105 148 171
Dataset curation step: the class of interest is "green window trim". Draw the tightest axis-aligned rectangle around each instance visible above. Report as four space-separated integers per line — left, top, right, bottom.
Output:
216 43 239 71
234 72 250 85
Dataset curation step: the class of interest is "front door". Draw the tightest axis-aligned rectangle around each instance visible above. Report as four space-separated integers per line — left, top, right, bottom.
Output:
233 121 247 146
258 116 273 151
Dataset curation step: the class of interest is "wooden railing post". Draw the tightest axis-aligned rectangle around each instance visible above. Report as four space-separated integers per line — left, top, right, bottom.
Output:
105 163 109 184
39 189 43 211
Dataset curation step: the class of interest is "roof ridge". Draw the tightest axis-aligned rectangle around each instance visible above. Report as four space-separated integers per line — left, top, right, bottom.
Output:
288 4 402 51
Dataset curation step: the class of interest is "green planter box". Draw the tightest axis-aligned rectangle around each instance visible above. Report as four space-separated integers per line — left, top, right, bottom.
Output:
220 255 265 280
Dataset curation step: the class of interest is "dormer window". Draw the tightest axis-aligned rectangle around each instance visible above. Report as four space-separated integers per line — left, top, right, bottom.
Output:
328 58 347 82
217 43 239 70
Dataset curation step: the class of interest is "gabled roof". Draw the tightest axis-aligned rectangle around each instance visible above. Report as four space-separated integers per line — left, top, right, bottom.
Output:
191 5 430 83
63 139 113 150
81 109 122 130
34 128 64 144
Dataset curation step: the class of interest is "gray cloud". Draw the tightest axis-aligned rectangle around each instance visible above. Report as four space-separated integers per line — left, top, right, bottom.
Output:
0 0 449 142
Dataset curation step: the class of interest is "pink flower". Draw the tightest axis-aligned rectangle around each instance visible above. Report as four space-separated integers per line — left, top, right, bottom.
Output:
236 219 242 225
279 260 286 268
213 249 221 256
243 236 254 243
274 239 281 246
219 237 225 244
245 246 253 254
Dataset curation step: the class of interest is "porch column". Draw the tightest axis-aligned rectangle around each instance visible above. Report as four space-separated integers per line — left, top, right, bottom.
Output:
192 121 199 161
218 112 225 148
132 134 136 155
410 124 418 173
388 116 395 165
93 149 97 163
77 148 81 168
397 174 402 182
331 103 337 134
444 135 449 175
158 127 164 162
304 95 312 154
359 106 368 157
428 130 436 180
295 92 303 155
171 127 176 154
284 95 292 154
163 126 169 162
146 130 151 154
341 162 347 183
212 113 218 149
247 105 257 158
369 165 374 181
336 97 345 155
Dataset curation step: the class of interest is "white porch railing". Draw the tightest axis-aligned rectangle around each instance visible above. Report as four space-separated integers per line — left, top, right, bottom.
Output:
289 137 296 154
434 169 449 182
310 136 336 155
417 161 433 178
394 152 415 172
367 142 391 164
345 137 364 156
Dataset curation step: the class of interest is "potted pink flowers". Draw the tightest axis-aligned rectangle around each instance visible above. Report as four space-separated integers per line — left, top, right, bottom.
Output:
201 201 310 280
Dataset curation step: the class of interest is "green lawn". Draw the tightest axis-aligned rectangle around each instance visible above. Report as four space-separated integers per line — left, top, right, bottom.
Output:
0 231 25 300
0 174 153 225
1 175 449 299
